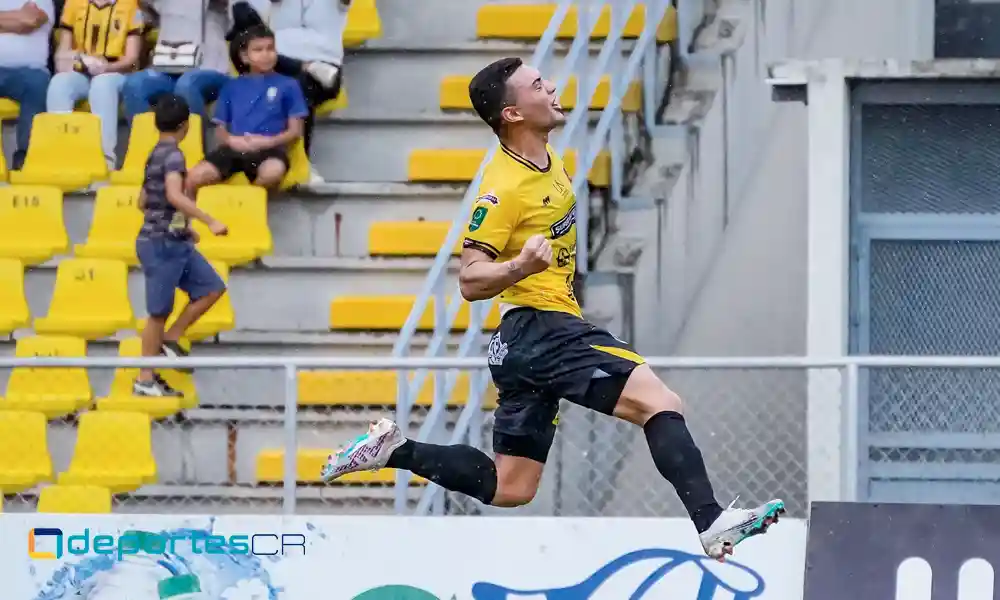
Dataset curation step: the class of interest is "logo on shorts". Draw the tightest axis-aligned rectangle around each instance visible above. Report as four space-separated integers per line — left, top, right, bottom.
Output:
469 206 488 232
487 334 508 366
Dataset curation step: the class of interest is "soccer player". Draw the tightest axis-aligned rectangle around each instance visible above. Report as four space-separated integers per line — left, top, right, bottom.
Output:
322 58 784 560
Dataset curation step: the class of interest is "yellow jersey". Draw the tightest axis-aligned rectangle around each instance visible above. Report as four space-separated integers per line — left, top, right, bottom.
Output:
463 142 581 318
60 0 143 61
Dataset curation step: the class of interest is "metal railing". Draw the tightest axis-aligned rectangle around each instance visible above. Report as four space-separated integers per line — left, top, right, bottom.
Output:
389 0 674 514
11 353 1000 515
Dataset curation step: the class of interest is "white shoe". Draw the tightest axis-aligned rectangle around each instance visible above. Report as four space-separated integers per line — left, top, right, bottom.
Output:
307 164 325 185
699 497 785 560
321 418 406 482
305 61 340 89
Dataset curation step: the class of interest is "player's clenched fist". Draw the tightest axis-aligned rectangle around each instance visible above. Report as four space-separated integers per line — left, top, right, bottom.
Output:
517 234 553 275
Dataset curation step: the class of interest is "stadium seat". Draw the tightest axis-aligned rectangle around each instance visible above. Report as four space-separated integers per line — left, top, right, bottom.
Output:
0 259 30 335
0 185 69 264
255 448 426 484
38 484 112 513
34 258 134 339
58 411 157 493
97 338 195 418
368 221 462 256
315 86 348 117
191 185 272 265
9 113 108 191
343 0 381 47
111 113 205 185
476 3 677 42
0 98 18 120
134 262 234 340
0 411 53 493
228 137 309 190
0 336 91 419
407 148 611 187
440 74 642 112
74 187 144 264
298 370 498 408
329 295 501 331
0 141 6 182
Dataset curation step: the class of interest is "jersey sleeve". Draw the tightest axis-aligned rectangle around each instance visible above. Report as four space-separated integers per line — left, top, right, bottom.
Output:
59 0 77 29
462 186 520 259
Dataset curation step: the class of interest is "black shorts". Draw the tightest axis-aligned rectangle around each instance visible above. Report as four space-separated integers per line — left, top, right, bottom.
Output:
204 146 290 181
488 307 645 463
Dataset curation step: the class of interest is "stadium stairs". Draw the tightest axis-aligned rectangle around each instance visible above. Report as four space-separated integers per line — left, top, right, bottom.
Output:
0 0 678 514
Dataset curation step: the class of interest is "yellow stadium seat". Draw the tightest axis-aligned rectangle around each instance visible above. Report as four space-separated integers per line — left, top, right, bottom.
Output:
315 87 348 117
440 74 642 112
343 0 381 47
407 148 611 187
74 187 143 264
0 336 91 419
227 137 310 190
97 338 194 418
330 295 501 331
58 411 156 493
38 484 112 513
0 142 6 183
0 259 30 335
476 3 676 42
111 113 205 185
135 262 233 341
191 185 272 265
0 185 69 264
10 113 108 191
0 411 53 493
298 370 498 408
368 221 462 256
255 448 425 484
0 98 18 120
34 258 134 339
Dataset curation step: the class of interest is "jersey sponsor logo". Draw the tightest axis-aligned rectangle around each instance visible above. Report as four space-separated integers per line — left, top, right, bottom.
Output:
487 334 508 366
549 202 576 239
469 206 488 232
556 246 574 268
476 192 499 206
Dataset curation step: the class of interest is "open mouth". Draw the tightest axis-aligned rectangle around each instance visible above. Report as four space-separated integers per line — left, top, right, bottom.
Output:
552 102 564 113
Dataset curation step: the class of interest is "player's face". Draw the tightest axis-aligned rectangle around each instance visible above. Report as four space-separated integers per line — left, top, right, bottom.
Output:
506 65 564 132
243 36 278 72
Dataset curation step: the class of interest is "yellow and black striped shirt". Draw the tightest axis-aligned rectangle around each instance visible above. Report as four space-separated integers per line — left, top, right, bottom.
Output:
60 0 143 62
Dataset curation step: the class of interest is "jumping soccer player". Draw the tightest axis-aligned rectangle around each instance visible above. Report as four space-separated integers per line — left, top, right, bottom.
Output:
322 57 784 560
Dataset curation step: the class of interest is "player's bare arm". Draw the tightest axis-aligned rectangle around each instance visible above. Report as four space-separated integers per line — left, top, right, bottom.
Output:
459 234 553 301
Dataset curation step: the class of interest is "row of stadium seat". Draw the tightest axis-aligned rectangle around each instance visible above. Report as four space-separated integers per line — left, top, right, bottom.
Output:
0 256 500 338
0 410 423 498
475 3 677 41
440 75 643 113
0 334 498 420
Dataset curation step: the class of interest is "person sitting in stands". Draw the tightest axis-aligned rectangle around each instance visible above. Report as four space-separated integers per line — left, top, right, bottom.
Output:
49 0 144 170
0 0 54 170
229 0 347 185
185 24 307 191
121 0 231 125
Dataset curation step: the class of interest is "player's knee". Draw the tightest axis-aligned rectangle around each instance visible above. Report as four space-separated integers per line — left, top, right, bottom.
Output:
615 365 684 425
492 485 537 507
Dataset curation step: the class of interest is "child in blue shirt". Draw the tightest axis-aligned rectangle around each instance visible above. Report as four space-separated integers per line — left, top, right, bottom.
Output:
186 25 308 190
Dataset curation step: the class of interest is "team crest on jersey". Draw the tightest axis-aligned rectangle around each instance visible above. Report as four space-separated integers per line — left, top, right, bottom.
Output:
476 192 500 206
488 334 508 366
553 179 568 197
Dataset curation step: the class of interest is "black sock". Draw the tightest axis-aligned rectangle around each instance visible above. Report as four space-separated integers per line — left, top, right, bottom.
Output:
386 440 497 505
644 411 723 533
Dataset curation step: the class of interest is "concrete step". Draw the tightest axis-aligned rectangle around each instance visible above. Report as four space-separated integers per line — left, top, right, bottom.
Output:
23 257 458 333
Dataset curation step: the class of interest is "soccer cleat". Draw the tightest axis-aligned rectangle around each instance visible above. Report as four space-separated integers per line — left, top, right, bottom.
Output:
320 418 407 482
699 497 785 561
160 341 192 373
133 375 184 398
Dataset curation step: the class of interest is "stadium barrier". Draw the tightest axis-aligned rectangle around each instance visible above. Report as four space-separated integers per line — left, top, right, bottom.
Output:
6 512 807 599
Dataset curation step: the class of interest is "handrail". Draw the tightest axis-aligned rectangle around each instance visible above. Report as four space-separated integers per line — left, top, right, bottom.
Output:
398 0 687 514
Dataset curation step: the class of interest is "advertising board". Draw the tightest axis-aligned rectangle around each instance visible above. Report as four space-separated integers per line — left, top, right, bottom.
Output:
2 514 807 599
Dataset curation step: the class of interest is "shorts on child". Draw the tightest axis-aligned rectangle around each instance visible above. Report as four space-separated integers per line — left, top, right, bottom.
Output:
204 145 290 181
136 236 226 318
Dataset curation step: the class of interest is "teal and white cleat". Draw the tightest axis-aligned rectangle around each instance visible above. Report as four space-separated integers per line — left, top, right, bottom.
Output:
699 498 786 561
320 418 407 482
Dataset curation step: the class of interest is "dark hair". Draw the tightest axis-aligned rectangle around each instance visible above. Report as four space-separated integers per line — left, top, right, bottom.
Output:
469 57 523 134
237 24 275 55
153 94 190 133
